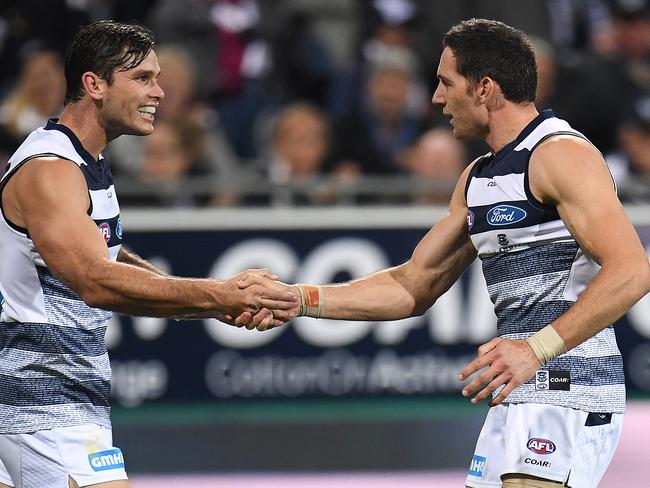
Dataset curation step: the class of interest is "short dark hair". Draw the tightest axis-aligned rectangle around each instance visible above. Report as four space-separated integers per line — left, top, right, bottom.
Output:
64 20 155 105
442 18 537 103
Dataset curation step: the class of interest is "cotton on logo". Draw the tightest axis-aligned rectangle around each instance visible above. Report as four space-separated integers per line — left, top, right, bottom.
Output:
527 438 556 455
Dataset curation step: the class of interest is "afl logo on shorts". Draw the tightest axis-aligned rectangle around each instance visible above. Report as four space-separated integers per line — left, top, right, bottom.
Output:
527 438 556 455
98 222 111 243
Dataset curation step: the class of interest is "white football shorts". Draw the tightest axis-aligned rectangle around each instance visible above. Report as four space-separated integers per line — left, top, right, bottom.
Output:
465 402 622 488
0 423 127 487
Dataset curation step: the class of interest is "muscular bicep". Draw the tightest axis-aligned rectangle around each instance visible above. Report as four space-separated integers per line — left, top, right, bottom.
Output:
6 158 110 290
530 137 644 266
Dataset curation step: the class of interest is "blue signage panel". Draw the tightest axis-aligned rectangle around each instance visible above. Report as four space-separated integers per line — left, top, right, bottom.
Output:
107 226 650 407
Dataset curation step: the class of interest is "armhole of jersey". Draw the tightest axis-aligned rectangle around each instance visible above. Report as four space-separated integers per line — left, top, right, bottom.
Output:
523 131 596 211
464 154 488 202
0 153 88 236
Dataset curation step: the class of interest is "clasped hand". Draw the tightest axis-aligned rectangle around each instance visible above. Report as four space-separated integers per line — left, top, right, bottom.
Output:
220 270 299 331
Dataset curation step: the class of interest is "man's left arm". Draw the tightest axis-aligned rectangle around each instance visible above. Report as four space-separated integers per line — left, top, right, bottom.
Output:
116 247 282 325
460 136 650 405
117 248 168 276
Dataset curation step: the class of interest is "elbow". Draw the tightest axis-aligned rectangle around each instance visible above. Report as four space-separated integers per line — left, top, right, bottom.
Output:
626 258 650 302
641 261 650 298
410 295 437 318
71 269 113 310
77 285 110 309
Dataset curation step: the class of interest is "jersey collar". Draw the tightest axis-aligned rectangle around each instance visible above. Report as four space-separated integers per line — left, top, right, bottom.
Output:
44 118 99 167
492 109 555 165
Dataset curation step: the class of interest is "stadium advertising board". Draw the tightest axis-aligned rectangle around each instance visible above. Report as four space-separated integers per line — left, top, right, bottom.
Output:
107 211 650 407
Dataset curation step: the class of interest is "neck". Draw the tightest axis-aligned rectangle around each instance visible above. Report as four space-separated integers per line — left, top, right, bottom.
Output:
484 102 539 154
57 101 109 160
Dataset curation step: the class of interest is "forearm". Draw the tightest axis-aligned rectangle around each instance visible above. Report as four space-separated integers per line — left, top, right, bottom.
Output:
551 261 650 350
67 259 224 317
117 247 168 276
309 243 475 321
313 265 418 321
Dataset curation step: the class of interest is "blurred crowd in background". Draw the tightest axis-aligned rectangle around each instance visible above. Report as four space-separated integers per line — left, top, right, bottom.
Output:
1 0 650 206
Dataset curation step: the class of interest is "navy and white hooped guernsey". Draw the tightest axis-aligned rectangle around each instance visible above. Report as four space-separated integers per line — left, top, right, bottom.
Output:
465 110 624 414
0 119 122 433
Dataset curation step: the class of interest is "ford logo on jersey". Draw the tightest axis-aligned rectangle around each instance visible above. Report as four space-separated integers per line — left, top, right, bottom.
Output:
486 205 527 226
527 438 556 455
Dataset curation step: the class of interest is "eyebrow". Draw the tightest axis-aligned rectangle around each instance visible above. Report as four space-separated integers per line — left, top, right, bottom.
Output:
130 67 160 77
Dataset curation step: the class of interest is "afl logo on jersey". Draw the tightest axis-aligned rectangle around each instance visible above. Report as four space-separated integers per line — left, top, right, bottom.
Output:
486 205 527 226
98 222 111 243
467 210 474 230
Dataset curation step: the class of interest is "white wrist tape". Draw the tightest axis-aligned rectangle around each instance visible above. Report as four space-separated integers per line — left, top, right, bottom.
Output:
296 284 325 318
526 325 567 365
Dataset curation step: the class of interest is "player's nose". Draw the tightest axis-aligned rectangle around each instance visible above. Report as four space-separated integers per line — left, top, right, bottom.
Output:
431 83 445 106
151 80 164 100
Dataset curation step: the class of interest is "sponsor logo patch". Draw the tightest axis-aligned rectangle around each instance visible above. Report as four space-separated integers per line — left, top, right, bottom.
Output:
98 222 111 242
468 454 486 477
527 438 556 455
88 448 124 472
524 457 551 467
535 370 549 390
467 210 474 230
486 205 527 226
116 217 123 240
535 370 570 391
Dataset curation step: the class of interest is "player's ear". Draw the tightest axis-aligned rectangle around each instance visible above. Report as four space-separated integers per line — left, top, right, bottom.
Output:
477 76 495 104
81 71 108 101
481 77 505 111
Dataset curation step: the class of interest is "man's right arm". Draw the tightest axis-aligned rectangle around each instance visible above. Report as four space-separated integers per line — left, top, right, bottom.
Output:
3 158 296 321
239 163 478 323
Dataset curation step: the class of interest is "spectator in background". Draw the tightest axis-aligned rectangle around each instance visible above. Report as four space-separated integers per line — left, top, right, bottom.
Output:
0 47 65 160
606 94 650 200
147 0 274 159
0 1 90 90
256 102 334 206
545 0 615 52
329 0 429 119
266 8 335 107
107 45 240 206
607 0 650 92
329 44 423 176
532 35 627 154
128 119 209 207
404 128 466 204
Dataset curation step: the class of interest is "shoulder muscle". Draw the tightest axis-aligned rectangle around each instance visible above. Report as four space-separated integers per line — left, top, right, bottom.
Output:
4 157 90 229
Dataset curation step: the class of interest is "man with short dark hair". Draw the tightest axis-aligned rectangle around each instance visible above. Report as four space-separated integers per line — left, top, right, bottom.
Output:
0 20 296 487
241 19 650 487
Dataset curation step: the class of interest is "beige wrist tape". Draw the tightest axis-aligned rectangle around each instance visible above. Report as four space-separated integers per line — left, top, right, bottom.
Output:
296 284 325 318
526 325 567 365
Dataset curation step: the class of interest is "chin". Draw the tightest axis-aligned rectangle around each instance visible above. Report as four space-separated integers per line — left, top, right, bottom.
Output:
125 124 155 137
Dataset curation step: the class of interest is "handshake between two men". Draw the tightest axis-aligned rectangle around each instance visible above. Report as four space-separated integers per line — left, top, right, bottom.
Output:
219 269 319 332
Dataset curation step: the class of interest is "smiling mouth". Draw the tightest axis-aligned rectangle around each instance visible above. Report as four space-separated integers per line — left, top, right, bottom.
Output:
138 106 156 119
